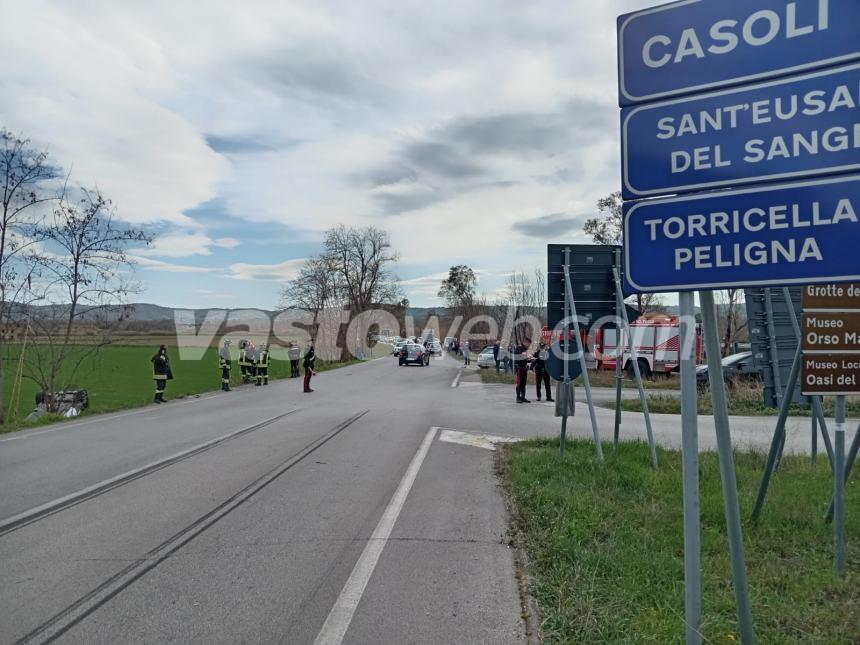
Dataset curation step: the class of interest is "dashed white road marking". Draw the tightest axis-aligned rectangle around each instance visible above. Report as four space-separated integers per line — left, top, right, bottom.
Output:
437 429 523 451
313 426 438 645
450 369 462 388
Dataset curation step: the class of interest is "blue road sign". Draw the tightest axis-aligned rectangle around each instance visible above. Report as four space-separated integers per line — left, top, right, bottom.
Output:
622 63 860 199
618 0 860 107
623 174 860 293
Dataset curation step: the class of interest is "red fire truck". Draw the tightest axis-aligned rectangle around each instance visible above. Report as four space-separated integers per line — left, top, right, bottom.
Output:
596 315 703 378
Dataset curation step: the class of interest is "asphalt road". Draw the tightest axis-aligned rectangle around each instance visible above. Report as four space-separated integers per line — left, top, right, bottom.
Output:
3 353 857 644
1 355 525 645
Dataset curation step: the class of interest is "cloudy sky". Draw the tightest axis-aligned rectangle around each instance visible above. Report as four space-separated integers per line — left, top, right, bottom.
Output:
0 0 653 308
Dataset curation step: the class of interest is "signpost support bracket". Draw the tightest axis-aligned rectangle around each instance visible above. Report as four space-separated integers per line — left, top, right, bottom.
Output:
613 260 657 468
699 290 756 644
751 344 802 521
564 252 603 461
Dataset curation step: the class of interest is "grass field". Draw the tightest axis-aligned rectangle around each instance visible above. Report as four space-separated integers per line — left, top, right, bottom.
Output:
478 365 680 390
605 392 860 418
500 439 859 644
1 344 361 432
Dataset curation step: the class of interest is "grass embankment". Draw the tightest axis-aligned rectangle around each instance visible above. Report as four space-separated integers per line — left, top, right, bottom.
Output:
478 365 680 390
500 439 859 643
1 345 360 433
605 388 860 418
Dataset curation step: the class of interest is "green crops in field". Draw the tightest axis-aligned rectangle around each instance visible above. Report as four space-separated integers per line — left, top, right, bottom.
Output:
1 345 358 427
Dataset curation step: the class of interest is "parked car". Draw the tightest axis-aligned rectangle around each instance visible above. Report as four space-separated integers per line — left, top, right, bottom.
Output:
399 342 429 366
444 336 454 349
393 340 407 356
477 346 496 368
695 351 762 385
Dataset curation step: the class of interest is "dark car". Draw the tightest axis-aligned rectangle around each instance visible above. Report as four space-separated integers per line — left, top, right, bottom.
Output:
695 351 762 385
399 342 429 366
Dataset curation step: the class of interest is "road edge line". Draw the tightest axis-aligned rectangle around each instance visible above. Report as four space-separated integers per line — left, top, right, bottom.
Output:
312 425 438 645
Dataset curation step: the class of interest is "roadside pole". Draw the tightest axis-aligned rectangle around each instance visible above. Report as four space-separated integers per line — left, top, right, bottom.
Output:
812 415 818 465
751 344 802 521
679 291 701 645
564 248 603 461
613 260 656 468
613 296 623 451
826 422 860 523
834 395 846 577
560 250 571 457
699 290 756 644
783 287 835 468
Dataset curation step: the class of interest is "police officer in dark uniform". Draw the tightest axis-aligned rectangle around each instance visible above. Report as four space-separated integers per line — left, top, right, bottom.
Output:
533 341 554 402
256 344 269 386
219 339 232 391
150 344 173 403
513 337 533 403
303 341 316 393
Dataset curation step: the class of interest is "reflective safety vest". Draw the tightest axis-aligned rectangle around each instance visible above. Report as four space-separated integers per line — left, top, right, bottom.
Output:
239 348 250 366
257 350 269 368
219 357 231 369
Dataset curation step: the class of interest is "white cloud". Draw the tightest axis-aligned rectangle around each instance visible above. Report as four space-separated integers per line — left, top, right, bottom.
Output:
226 259 306 282
1 0 657 305
132 232 242 258
129 255 215 273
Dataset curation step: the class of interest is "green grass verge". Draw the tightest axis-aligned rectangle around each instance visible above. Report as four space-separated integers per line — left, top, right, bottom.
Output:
604 393 860 418
500 439 859 643
1 345 362 433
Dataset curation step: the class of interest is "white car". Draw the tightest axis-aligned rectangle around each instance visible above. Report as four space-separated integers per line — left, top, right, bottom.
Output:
477 346 496 368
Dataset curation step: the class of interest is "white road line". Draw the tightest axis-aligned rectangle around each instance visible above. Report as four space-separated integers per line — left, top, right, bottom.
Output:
450 369 462 388
437 429 523 451
313 426 438 645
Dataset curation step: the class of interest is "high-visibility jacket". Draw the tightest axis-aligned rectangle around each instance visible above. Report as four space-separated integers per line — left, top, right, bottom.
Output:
257 349 269 368
219 356 231 370
239 348 250 367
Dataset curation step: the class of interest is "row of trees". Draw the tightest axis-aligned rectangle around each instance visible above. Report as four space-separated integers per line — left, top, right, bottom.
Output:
1 128 149 423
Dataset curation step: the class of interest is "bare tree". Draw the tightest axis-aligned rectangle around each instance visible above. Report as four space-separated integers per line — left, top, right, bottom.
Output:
716 289 748 356
24 188 150 412
0 129 58 424
280 254 339 318
583 191 662 316
323 224 402 311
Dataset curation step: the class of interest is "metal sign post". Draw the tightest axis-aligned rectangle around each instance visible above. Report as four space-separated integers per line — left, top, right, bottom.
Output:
834 396 847 577
679 291 701 645
699 290 755 644
564 248 603 461
613 258 657 468
826 422 860 523
560 252 571 457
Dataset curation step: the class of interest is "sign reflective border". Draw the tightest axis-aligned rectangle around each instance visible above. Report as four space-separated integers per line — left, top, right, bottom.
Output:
618 0 860 106
623 174 860 293
621 63 860 199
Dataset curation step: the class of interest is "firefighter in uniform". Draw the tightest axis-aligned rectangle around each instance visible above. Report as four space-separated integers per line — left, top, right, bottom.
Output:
513 337 533 403
150 344 173 403
219 339 232 391
238 340 251 384
256 344 269 386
